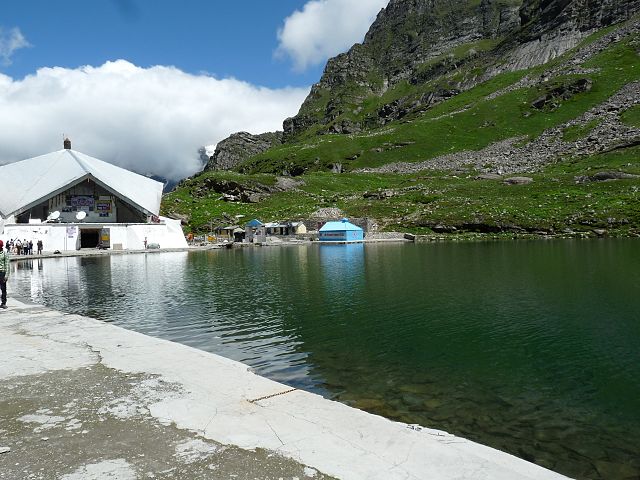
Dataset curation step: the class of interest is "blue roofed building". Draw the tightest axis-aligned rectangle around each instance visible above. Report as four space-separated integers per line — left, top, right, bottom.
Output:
246 219 264 228
318 218 364 243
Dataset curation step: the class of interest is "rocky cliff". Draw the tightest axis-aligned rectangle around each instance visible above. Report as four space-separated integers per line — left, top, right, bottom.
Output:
199 0 638 177
498 0 640 71
519 0 640 38
282 0 639 139
204 131 283 171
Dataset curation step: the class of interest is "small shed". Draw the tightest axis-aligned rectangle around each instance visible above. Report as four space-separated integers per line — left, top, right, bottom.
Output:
265 221 307 236
318 218 364 243
246 219 264 228
232 227 245 242
245 219 265 243
291 222 307 235
215 225 243 241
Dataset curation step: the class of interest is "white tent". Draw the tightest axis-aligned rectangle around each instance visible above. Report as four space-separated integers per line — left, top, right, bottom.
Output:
0 148 162 218
0 146 187 251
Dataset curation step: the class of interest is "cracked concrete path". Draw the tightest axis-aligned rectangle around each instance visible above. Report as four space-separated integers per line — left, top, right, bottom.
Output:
0 365 330 480
0 299 569 480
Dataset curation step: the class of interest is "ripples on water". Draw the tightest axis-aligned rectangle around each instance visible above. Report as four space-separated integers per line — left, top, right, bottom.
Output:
10 240 640 480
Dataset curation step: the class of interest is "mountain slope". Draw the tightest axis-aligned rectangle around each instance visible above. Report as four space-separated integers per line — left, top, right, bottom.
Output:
238 19 639 176
165 0 640 240
279 0 639 141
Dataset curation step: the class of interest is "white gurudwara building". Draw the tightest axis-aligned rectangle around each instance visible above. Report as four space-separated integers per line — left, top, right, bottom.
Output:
0 139 187 251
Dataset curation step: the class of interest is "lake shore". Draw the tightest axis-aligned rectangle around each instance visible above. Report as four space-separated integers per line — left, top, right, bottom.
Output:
7 227 636 263
3 235 411 261
0 298 569 480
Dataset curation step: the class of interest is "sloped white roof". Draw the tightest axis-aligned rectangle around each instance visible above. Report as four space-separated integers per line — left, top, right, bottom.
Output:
0 149 163 217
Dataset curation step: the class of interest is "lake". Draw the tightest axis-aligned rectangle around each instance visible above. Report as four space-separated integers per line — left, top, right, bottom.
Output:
9 240 640 479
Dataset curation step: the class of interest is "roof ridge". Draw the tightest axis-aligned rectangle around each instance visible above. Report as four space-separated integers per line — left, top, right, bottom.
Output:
66 149 92 175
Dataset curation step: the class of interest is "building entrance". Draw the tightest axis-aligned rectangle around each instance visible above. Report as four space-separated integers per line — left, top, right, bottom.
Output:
80 229 100 249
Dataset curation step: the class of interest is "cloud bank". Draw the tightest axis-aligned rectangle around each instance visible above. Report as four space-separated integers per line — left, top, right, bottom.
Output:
276 0 390 71
0 60 309 181
0 27 30 66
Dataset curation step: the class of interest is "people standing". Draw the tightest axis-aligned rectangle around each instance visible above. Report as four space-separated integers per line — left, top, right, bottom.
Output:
0 240 9 309
37 240 43 255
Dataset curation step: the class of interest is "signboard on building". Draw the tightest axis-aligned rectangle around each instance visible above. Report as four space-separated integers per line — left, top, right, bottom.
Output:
100 228 110 248
70 195 95 209
96 201 111 212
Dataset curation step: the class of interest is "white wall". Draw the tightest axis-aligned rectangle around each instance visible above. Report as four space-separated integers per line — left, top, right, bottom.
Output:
1 219 187 252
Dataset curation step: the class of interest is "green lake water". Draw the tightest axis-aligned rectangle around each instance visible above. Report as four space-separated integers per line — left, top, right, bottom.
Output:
10 240 640 479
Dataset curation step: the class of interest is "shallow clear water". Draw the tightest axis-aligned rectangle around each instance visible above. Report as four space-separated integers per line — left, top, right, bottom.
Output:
9 240 640 479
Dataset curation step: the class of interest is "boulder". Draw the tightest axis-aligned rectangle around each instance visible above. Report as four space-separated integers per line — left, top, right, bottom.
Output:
575 171 639 183
310 207 344 219
591 171 639 181
503 176 534 185
275 177 305 190
476 173 503 180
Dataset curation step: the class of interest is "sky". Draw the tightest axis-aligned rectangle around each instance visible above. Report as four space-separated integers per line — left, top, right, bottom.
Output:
0 0 389 181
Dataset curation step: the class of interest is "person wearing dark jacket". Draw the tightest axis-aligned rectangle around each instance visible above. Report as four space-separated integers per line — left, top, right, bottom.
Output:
0 240 9 308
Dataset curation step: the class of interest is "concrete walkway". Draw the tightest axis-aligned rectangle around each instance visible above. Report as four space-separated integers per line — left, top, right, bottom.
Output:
0 299 569 480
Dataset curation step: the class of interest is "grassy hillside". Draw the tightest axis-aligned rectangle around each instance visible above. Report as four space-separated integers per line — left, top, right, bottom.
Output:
239 33 638 175
163 20 640 238
163 144 640 237
286 0 524 141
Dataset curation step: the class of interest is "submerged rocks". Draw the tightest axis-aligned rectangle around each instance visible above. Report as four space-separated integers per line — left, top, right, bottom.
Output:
595 460 640 480
352 398 387 411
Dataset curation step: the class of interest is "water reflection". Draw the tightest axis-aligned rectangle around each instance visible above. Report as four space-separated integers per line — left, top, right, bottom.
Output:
8 241 640 479
318 243 365 305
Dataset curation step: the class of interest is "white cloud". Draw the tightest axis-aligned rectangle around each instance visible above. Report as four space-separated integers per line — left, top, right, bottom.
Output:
0 27 30 66
276 0 389 71
0 60 309 181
